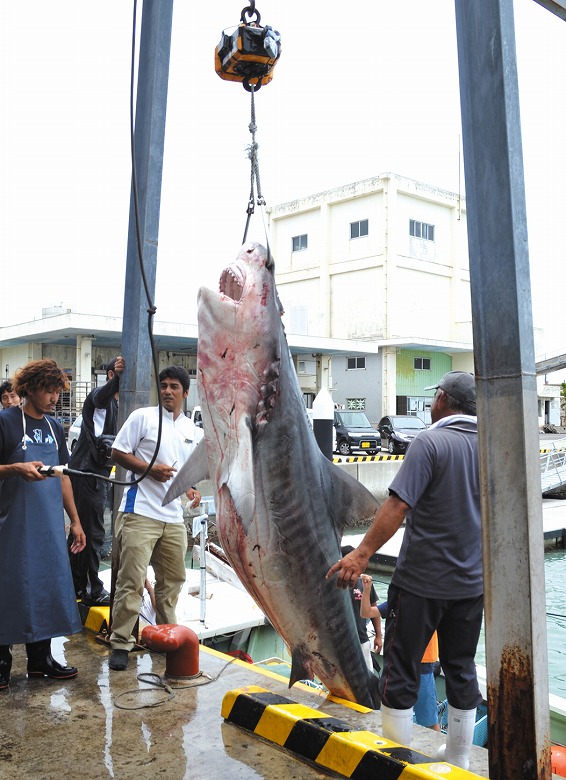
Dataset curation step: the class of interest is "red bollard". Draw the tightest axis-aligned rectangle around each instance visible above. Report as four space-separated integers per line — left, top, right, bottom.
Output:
141 624 200 680
551 745 566 778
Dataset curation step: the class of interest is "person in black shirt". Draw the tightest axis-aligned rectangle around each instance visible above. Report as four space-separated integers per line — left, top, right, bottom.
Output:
68 356 125 606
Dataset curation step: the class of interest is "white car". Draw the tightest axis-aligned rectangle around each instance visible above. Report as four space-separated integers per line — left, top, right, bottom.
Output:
67 415 82 452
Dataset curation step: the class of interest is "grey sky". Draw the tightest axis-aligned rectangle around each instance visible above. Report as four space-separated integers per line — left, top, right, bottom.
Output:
1 1 565 360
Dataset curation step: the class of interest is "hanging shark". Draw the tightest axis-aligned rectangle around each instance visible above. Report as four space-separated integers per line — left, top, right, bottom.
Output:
163 242 381 709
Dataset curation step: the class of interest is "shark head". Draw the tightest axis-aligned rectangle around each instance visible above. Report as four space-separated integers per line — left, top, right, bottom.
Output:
198 242 283 427
196 242 285 523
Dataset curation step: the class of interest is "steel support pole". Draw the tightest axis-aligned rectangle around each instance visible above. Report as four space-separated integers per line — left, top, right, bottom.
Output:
120 0 174 420
454 1 551 776
111 0 174 630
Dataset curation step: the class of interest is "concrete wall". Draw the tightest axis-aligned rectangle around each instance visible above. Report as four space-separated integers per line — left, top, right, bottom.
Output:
337 459 403 508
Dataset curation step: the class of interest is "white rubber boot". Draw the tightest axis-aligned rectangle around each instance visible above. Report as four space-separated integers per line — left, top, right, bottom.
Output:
381 705 414 746
436 705 476 769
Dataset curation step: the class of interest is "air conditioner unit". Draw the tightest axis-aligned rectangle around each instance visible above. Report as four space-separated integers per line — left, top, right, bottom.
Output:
298 360 316 375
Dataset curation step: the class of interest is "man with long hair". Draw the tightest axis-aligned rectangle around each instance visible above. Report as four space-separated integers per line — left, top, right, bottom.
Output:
0 358 86 689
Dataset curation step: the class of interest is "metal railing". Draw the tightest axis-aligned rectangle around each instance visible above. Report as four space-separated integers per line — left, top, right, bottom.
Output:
540 438 566 493
52 381 94 432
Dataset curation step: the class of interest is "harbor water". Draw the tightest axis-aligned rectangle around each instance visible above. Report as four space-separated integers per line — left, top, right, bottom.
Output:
371 546 566 699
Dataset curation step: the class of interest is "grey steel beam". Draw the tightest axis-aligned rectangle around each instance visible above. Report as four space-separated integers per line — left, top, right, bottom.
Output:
535 353 566 375
454 1 551 777
120 0 174 420
533 0 566 21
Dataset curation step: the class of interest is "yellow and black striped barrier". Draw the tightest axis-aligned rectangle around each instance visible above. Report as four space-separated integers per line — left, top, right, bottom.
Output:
78 602 109 634
333 454 404 464
222 686 482 779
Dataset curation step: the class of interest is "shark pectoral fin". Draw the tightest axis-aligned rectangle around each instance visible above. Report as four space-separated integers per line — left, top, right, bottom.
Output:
162 438 210 506
219 416 256 523
322 453 381 534
289 646 313 687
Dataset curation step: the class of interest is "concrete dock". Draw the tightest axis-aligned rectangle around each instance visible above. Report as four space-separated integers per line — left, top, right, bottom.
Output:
0 631 490 780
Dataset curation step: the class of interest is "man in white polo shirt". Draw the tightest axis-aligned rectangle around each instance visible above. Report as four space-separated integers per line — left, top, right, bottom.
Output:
108 366 202 671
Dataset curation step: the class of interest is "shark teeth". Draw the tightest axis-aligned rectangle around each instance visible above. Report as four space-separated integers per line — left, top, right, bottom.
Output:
219 266 244 302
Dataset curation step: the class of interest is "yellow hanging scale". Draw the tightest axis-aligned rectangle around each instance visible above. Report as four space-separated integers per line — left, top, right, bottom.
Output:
215 2 281 92
215 3 282 244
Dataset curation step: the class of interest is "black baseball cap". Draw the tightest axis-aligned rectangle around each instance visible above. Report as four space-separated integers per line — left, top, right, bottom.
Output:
424 370 476 411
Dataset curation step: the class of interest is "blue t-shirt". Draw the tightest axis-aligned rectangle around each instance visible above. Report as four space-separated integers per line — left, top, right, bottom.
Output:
0 406 69 465
389 416 482 599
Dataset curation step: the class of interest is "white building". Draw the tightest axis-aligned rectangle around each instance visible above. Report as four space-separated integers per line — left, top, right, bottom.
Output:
1 174 561 429
269 173 474 424
269 172 562 427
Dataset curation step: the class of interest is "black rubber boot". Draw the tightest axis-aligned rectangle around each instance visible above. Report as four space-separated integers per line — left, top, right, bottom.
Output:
108 648 129 671
26 639 78 680
0 645 12 689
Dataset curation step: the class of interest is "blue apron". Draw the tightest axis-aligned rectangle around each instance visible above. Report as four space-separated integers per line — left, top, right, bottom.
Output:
0 413 82 644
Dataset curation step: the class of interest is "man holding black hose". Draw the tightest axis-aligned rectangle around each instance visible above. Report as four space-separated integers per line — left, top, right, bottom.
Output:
68 356 125 606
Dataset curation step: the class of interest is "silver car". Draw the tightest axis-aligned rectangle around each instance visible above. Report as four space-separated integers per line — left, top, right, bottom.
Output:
67 415 82 453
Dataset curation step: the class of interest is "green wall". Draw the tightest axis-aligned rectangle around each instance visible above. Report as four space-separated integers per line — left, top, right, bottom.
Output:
395 351 452 397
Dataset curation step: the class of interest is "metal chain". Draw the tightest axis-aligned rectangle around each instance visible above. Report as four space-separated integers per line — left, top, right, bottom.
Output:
243 84 266 245
240 2 260 25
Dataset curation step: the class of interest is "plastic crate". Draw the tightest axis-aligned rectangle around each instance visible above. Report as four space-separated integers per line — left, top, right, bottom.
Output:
438 701 488 747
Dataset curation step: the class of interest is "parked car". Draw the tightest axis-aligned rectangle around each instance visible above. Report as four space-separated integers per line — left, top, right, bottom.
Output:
67 415 83 452
191 406 203 428
378 414 427 454
334 410 380 456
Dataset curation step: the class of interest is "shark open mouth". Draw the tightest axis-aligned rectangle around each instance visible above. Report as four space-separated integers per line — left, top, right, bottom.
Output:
219 266 244 302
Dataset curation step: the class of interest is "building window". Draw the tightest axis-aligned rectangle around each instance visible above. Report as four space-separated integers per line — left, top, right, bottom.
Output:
347 357 366 370
410 219 435 241
292 234 308 251
347 398 366 411
350 219 368 239
414 357 431 370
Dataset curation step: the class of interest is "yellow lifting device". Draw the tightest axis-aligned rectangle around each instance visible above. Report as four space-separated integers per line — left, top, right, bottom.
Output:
215 2 281 92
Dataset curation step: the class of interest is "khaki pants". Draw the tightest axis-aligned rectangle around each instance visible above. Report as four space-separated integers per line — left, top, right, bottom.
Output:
110 512 187 651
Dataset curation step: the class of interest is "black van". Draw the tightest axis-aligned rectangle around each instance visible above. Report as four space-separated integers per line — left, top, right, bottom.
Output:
334 410 380 456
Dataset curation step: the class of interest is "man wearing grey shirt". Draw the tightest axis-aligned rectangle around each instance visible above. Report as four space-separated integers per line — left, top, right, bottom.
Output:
327 371 482 770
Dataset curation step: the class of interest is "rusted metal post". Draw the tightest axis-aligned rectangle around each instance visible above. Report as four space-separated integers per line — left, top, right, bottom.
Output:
454 1 552 777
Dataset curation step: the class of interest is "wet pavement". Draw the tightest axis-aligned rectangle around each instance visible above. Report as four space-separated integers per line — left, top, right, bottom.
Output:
0 629 490 780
